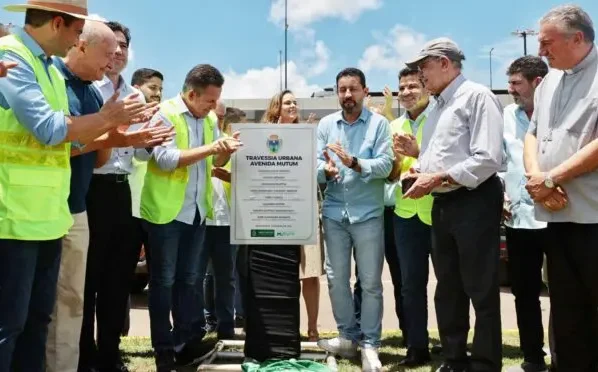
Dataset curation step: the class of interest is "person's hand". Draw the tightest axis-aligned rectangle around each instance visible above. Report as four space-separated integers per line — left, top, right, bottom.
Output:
210 131 243 155
99 91 160 128
383 85 393 104
307 112 317 124
326 141 353 167
524 172 554 202
108 120 174 148
393 132 419 158
402 170 441 199
540 186 568 212
0 60 17 77
323 150 339 181
502 193 512 222
212 167 231 183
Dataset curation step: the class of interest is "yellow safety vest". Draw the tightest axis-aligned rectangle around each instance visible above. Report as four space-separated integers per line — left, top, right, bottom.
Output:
392 116 433 226
140 97 215 224
0 34 72 240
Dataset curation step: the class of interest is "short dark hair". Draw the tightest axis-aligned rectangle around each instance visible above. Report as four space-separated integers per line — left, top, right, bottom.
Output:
336 67 366 88
25 9 77 28
131 68 164 86
507 56 549 81
398 67 420 80
183 64 224 92
106 21 131 46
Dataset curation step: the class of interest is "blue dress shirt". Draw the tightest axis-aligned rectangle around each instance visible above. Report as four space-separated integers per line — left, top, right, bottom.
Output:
501 103 546 229
316 108 393 224
0 27 67 145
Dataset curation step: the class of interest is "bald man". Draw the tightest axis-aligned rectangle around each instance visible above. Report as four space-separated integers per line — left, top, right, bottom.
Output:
45 21 170 372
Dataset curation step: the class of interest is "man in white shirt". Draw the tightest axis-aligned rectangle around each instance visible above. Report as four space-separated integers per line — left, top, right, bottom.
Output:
80 20 148 372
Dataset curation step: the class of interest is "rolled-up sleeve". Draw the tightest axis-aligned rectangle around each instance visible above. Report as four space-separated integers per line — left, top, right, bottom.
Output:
0 51 67 145
316 119 328 184
358 118 393 182
446 92 504 188
150 112 181 171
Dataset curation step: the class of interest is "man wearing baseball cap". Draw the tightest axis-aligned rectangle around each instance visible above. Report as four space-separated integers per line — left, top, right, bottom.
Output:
401 37 505 372
0 1 157 370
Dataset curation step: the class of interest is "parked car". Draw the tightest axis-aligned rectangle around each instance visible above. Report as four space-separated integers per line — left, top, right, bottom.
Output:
132 246 149 293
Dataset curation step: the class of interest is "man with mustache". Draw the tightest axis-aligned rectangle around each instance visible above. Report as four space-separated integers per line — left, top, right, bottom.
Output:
316 68 393 372
386 66 433 367
403 38 504 372
501 56 551 372
523 5 598 371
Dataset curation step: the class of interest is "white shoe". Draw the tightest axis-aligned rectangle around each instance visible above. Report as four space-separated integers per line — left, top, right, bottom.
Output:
361 347 382 372
317 336 358 359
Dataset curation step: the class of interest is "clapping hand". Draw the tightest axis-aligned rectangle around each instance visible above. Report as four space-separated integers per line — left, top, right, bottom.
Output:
0 60 17 77
210 131 243 155
392 132 419 158
109 120 175 148
323 150 339 181
326 141 353 167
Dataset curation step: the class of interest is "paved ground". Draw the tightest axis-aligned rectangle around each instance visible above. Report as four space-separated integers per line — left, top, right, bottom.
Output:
128 259 551 336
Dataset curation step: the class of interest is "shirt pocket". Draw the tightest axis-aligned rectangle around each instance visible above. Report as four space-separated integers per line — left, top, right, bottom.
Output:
5 169 62 221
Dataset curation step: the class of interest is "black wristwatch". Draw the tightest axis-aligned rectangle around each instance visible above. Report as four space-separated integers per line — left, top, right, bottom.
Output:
349 156 358 169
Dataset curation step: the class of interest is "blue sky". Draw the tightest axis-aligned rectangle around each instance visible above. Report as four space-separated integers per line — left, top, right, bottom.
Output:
1 0 597 99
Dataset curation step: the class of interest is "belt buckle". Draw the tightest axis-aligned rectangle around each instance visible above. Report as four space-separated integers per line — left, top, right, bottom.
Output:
115 174 127 183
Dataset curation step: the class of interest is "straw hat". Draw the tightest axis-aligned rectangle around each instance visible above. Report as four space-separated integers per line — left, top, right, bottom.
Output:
4 0 91 20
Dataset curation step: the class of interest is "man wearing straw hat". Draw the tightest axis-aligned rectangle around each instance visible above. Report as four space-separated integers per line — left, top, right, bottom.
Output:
0 1 158 370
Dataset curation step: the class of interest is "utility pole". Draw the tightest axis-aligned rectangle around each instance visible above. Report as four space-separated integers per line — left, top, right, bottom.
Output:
284 0 288 89
489 48 494 89
279 50 283 93
512 29 538 55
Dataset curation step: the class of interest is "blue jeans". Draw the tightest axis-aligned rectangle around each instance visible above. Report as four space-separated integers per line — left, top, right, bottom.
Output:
394 214 431 350
200 226 237 336
0 238 61 372
145 214 206 351
322 216 384 347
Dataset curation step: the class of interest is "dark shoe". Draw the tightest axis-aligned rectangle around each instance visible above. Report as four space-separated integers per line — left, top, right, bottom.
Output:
506 361 549 372
398 348 431 367
175 337 217 366
155 349 177 372
217 330 236 340
235 316 245 328
431 344 443 355
436 362 468 372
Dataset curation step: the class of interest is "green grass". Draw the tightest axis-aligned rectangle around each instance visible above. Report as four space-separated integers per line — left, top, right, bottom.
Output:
121 330 536 371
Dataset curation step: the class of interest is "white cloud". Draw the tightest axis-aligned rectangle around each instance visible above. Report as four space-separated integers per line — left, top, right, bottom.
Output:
221 61 321 99
358 25 428 73
298 40 331 77
269 0 383 29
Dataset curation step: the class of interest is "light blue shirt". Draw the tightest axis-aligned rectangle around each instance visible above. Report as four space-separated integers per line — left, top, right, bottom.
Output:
502 104 547 229
147 95 220 225
0 27 67 145
317 108 393 224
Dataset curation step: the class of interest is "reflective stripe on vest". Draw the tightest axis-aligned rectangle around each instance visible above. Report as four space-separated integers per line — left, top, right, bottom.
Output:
392 117 433 226
140 98 215 224
0 34 73 240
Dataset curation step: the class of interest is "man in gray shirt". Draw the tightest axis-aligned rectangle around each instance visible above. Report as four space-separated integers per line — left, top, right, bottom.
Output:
403 38 504 372
523 5 598 371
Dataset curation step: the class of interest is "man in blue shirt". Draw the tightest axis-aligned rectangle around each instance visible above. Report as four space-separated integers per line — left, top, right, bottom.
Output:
502 56 550 372
316 68 393 371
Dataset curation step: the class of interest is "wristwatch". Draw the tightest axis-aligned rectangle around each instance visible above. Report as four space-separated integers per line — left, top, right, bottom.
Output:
349 156 358 169
544 173 555 189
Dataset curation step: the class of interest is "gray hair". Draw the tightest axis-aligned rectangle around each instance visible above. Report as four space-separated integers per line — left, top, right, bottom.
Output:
80 20 114 46
540 4 595 43
217 100 227 111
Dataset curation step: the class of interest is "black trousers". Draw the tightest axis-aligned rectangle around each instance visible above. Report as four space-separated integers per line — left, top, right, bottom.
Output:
544 222 598 372
79 175 141 369
243 245 301 362
353 207 406 339
431 176 503 372
505 227 546 364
